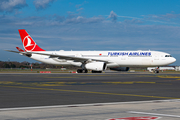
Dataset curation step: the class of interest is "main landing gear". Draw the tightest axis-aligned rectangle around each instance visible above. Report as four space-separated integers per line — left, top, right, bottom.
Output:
92 70 102 73
77 69 88 73
154 67 159 73
154 69 159 73
77 69 102 73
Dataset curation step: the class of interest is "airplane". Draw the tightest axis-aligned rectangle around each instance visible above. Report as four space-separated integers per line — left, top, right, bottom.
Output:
6 29 176 73
147 66 175 72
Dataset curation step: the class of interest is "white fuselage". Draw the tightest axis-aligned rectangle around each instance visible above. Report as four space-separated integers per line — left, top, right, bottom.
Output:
28 50 176 68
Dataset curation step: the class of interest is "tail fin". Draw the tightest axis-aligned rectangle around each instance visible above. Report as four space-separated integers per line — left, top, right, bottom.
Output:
18 29 45 52
16 47 24 52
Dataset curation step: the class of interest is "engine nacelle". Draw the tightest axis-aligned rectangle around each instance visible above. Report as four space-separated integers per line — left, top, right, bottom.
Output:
85 62 107 71
110 67 129 71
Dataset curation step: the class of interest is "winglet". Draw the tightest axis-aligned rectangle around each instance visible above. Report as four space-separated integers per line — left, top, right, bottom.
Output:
16 47 24 52
18 29 45 52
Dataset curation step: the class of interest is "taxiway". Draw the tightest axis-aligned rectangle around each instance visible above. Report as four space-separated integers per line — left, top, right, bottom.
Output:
0 73 180 119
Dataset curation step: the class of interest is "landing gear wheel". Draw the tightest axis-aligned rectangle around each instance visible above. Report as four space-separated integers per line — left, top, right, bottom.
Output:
92 70 102 73
77 69 88 73
84 69 88 73
154 70 159 73
77 69 83 73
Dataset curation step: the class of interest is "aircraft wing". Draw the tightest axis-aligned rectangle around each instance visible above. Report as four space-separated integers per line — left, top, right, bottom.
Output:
25 52 110 63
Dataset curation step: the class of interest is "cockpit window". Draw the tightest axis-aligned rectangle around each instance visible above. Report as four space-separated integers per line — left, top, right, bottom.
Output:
165 55 172 57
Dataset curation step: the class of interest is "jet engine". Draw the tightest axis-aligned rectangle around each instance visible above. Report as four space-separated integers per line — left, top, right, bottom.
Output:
85 62 107 71
110 67 129 71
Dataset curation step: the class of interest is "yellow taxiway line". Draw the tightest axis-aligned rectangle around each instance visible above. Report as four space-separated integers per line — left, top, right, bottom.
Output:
1 85 179 100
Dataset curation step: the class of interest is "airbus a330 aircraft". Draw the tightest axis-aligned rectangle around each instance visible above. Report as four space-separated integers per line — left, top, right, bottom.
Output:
6 29 176 73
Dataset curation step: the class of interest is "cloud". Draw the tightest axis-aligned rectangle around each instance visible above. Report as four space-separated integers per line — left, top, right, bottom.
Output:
75 1 88 8
116 14 180 25
65 16 104 24
162 13 180 19
33 0 55 10
77 8 84 11
0 0 27 12
146 13 180 20
67 11 79 19
74 1 88 12
0 13 105 27
142 13 180 25
124 19 143 24
47 13 104 25
108 11 117 21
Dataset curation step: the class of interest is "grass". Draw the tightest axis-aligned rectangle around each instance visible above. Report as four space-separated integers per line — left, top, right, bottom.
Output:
0 68 180 74
0 68 77 73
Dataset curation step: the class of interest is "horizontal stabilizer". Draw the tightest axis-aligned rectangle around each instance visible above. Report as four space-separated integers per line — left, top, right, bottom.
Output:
5 50 20 53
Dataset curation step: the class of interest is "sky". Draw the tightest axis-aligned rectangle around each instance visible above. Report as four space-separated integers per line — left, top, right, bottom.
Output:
0 0 180 65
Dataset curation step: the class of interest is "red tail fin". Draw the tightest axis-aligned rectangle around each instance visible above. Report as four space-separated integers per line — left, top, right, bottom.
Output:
18 29 45 52
16 47 24 52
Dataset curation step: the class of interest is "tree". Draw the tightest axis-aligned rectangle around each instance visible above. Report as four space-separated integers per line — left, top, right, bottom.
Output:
4 63 10 68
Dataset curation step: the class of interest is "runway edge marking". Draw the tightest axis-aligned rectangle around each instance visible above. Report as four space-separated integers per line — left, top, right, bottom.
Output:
0 99 180 111
128 111 180 118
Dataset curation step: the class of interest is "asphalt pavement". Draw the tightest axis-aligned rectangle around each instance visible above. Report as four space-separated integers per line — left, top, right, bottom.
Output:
0 73 180 120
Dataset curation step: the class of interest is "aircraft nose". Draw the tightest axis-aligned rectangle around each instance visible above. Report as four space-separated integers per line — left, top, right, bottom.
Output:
172 57 176 63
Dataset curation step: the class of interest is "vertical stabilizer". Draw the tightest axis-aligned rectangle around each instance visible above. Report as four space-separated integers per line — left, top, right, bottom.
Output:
18 29 45 52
